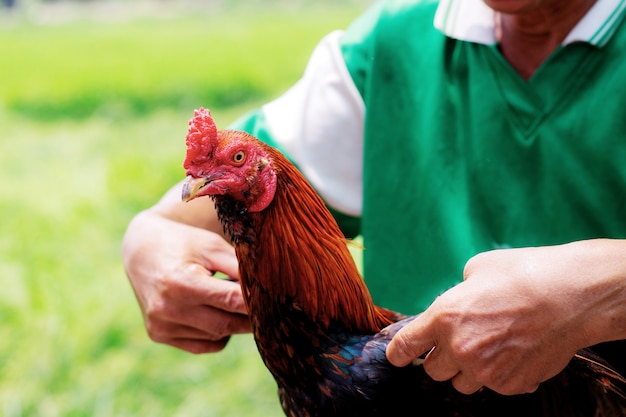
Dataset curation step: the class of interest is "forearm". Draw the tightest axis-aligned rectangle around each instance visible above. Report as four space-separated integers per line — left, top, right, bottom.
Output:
122 180 227 275
387 237 626 395
565 238 626 348
149 179 224 234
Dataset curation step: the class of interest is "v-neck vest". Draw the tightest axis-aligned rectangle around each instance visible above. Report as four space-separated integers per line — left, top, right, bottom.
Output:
342 0 626 313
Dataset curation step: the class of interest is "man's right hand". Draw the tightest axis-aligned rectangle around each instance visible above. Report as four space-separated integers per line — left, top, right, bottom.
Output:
122 209 251 354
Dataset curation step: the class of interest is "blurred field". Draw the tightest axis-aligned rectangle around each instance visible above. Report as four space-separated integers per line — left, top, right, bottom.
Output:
0 1 369 416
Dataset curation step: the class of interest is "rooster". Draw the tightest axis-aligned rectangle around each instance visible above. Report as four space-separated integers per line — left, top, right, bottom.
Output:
181 107 626 417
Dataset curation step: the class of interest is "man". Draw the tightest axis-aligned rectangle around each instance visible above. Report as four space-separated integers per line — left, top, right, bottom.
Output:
122 0 626 395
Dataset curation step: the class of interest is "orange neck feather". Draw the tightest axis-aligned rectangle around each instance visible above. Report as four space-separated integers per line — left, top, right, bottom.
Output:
238 146 392 334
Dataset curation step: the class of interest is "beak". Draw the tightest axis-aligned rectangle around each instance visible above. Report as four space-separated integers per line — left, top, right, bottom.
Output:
182 175 210 202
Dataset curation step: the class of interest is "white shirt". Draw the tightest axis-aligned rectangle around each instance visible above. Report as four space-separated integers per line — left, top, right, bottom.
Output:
262 0 626 216
435 0 626 46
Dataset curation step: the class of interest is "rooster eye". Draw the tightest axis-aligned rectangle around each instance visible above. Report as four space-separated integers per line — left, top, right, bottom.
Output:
232 150 246 165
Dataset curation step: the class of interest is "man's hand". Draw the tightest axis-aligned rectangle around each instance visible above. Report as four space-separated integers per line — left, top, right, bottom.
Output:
386 242 626 395
123 210 251 354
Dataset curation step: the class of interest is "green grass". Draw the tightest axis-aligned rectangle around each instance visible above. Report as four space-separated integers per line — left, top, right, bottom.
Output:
0 3 362 120
0 3 368 416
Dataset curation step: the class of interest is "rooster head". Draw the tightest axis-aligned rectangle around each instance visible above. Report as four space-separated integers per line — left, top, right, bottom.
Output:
181 107 277 213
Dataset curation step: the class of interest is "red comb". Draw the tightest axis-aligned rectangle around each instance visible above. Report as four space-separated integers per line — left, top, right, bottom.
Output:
184 107 218 169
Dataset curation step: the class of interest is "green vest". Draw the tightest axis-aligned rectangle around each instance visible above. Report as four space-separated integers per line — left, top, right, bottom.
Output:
233 0 626 314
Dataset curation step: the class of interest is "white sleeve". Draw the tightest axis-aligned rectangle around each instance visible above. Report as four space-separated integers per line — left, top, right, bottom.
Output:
261 30 365 217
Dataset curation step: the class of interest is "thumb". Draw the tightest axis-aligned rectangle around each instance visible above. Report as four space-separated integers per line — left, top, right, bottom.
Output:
194 274 248 316
386 313 435 367
205 245 240 280
193 230 240 280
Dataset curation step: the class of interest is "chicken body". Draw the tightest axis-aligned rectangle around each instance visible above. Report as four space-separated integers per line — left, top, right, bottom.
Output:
182 108 626 417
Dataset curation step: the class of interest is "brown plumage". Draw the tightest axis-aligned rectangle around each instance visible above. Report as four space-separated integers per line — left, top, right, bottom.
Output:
182 107 626 417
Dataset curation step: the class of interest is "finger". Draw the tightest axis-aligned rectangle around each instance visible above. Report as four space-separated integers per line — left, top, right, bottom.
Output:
200 240 240 280
190 306 252 336
180 265 248 315
147 319 206 343
166 336 231 354
451 371 484 395
525 383 540 394
422 346 460 382
491 379 542 396
196 277 248 315
147 312 251 353
147 300 251 340
386 314 436 367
